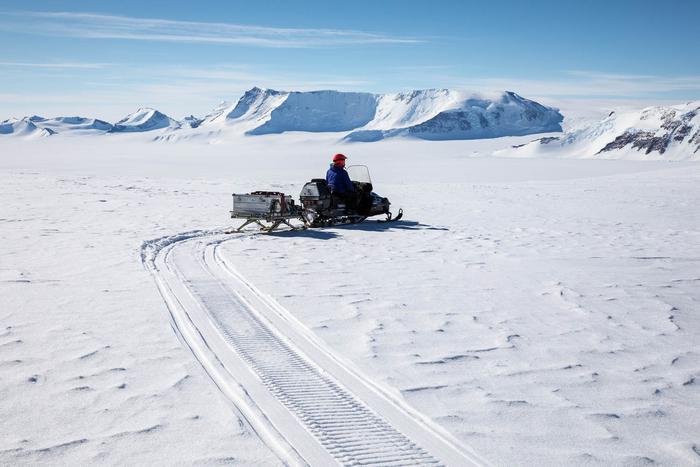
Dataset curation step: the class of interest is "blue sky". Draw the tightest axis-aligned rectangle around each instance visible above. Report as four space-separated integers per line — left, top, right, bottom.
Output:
1 0 699 120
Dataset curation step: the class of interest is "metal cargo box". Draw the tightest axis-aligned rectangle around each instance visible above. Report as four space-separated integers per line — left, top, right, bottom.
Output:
231 191 295 219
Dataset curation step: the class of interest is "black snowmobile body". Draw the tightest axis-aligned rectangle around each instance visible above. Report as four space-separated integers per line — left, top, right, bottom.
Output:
299 165 401 227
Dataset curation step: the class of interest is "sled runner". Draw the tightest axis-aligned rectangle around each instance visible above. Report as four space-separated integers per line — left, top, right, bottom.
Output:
230 191 306 232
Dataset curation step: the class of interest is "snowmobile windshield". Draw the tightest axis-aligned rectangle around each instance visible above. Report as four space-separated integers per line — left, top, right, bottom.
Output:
347 165 372 184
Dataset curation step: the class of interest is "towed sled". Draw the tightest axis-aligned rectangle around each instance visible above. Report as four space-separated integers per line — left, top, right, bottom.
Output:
230 165 402 232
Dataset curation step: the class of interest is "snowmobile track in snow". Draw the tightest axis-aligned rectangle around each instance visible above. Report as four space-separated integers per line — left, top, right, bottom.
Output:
142 231 486 466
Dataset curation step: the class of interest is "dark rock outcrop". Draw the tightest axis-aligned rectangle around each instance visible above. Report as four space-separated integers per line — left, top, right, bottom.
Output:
598 106 700 155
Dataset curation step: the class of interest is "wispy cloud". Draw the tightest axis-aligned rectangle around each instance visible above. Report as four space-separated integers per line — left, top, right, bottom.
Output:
562 70 700 93
0 11 421 48
443 72 700 99
0 61 111 69
2 56 698 122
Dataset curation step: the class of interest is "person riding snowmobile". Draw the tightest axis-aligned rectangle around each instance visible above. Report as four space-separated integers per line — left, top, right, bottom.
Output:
326 153 356 208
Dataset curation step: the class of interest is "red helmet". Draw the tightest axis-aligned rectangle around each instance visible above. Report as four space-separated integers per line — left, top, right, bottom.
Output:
332 153 347 162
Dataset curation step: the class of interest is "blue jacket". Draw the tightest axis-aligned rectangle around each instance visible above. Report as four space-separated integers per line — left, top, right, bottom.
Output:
326 164 355 193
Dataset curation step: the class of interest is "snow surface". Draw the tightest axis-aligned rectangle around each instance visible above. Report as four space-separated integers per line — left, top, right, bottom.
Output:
147 233 483 465
1 132 699 465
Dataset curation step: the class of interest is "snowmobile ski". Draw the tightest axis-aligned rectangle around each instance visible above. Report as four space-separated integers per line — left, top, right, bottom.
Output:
378 208 403 223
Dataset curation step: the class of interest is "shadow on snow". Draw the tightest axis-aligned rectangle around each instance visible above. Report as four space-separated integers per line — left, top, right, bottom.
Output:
265 220 447 239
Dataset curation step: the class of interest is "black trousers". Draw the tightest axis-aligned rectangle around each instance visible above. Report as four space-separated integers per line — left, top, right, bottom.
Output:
332 191 357 210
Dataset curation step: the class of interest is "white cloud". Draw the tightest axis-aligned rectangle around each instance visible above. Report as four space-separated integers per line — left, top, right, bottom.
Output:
0 11 420 48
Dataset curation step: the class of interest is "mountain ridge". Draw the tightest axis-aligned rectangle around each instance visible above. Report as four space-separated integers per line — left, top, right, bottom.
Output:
498 101 700 160
1 87 562 141
7 87 698 160
189 87 563 141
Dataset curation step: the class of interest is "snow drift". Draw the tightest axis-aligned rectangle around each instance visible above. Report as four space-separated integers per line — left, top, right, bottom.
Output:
499 101 700 160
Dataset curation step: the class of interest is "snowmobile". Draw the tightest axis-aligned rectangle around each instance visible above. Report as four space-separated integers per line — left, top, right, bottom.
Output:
230 165 402 232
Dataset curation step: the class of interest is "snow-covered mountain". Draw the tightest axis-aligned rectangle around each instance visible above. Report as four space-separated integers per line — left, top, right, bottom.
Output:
247 89 378 135
499 102 700 160
111 108 180 133
30 116 113 134
0 87 561 141
0 111 184 137
0 117 55 138
10 88 699 159
359 89 461 132
346 90 563 141
181 115 203 128
199 87 289 132
190 87 563 141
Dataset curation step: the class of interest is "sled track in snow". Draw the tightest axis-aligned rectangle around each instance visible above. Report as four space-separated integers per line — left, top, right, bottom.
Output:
142 231 486 466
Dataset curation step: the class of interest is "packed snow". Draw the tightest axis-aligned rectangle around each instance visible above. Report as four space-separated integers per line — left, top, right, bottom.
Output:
1 128 699 465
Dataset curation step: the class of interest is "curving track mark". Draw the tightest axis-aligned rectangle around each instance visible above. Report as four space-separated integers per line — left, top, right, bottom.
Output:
143 231 486 466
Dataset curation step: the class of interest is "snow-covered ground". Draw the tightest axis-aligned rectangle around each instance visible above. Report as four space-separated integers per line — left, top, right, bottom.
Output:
1 134 699 465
